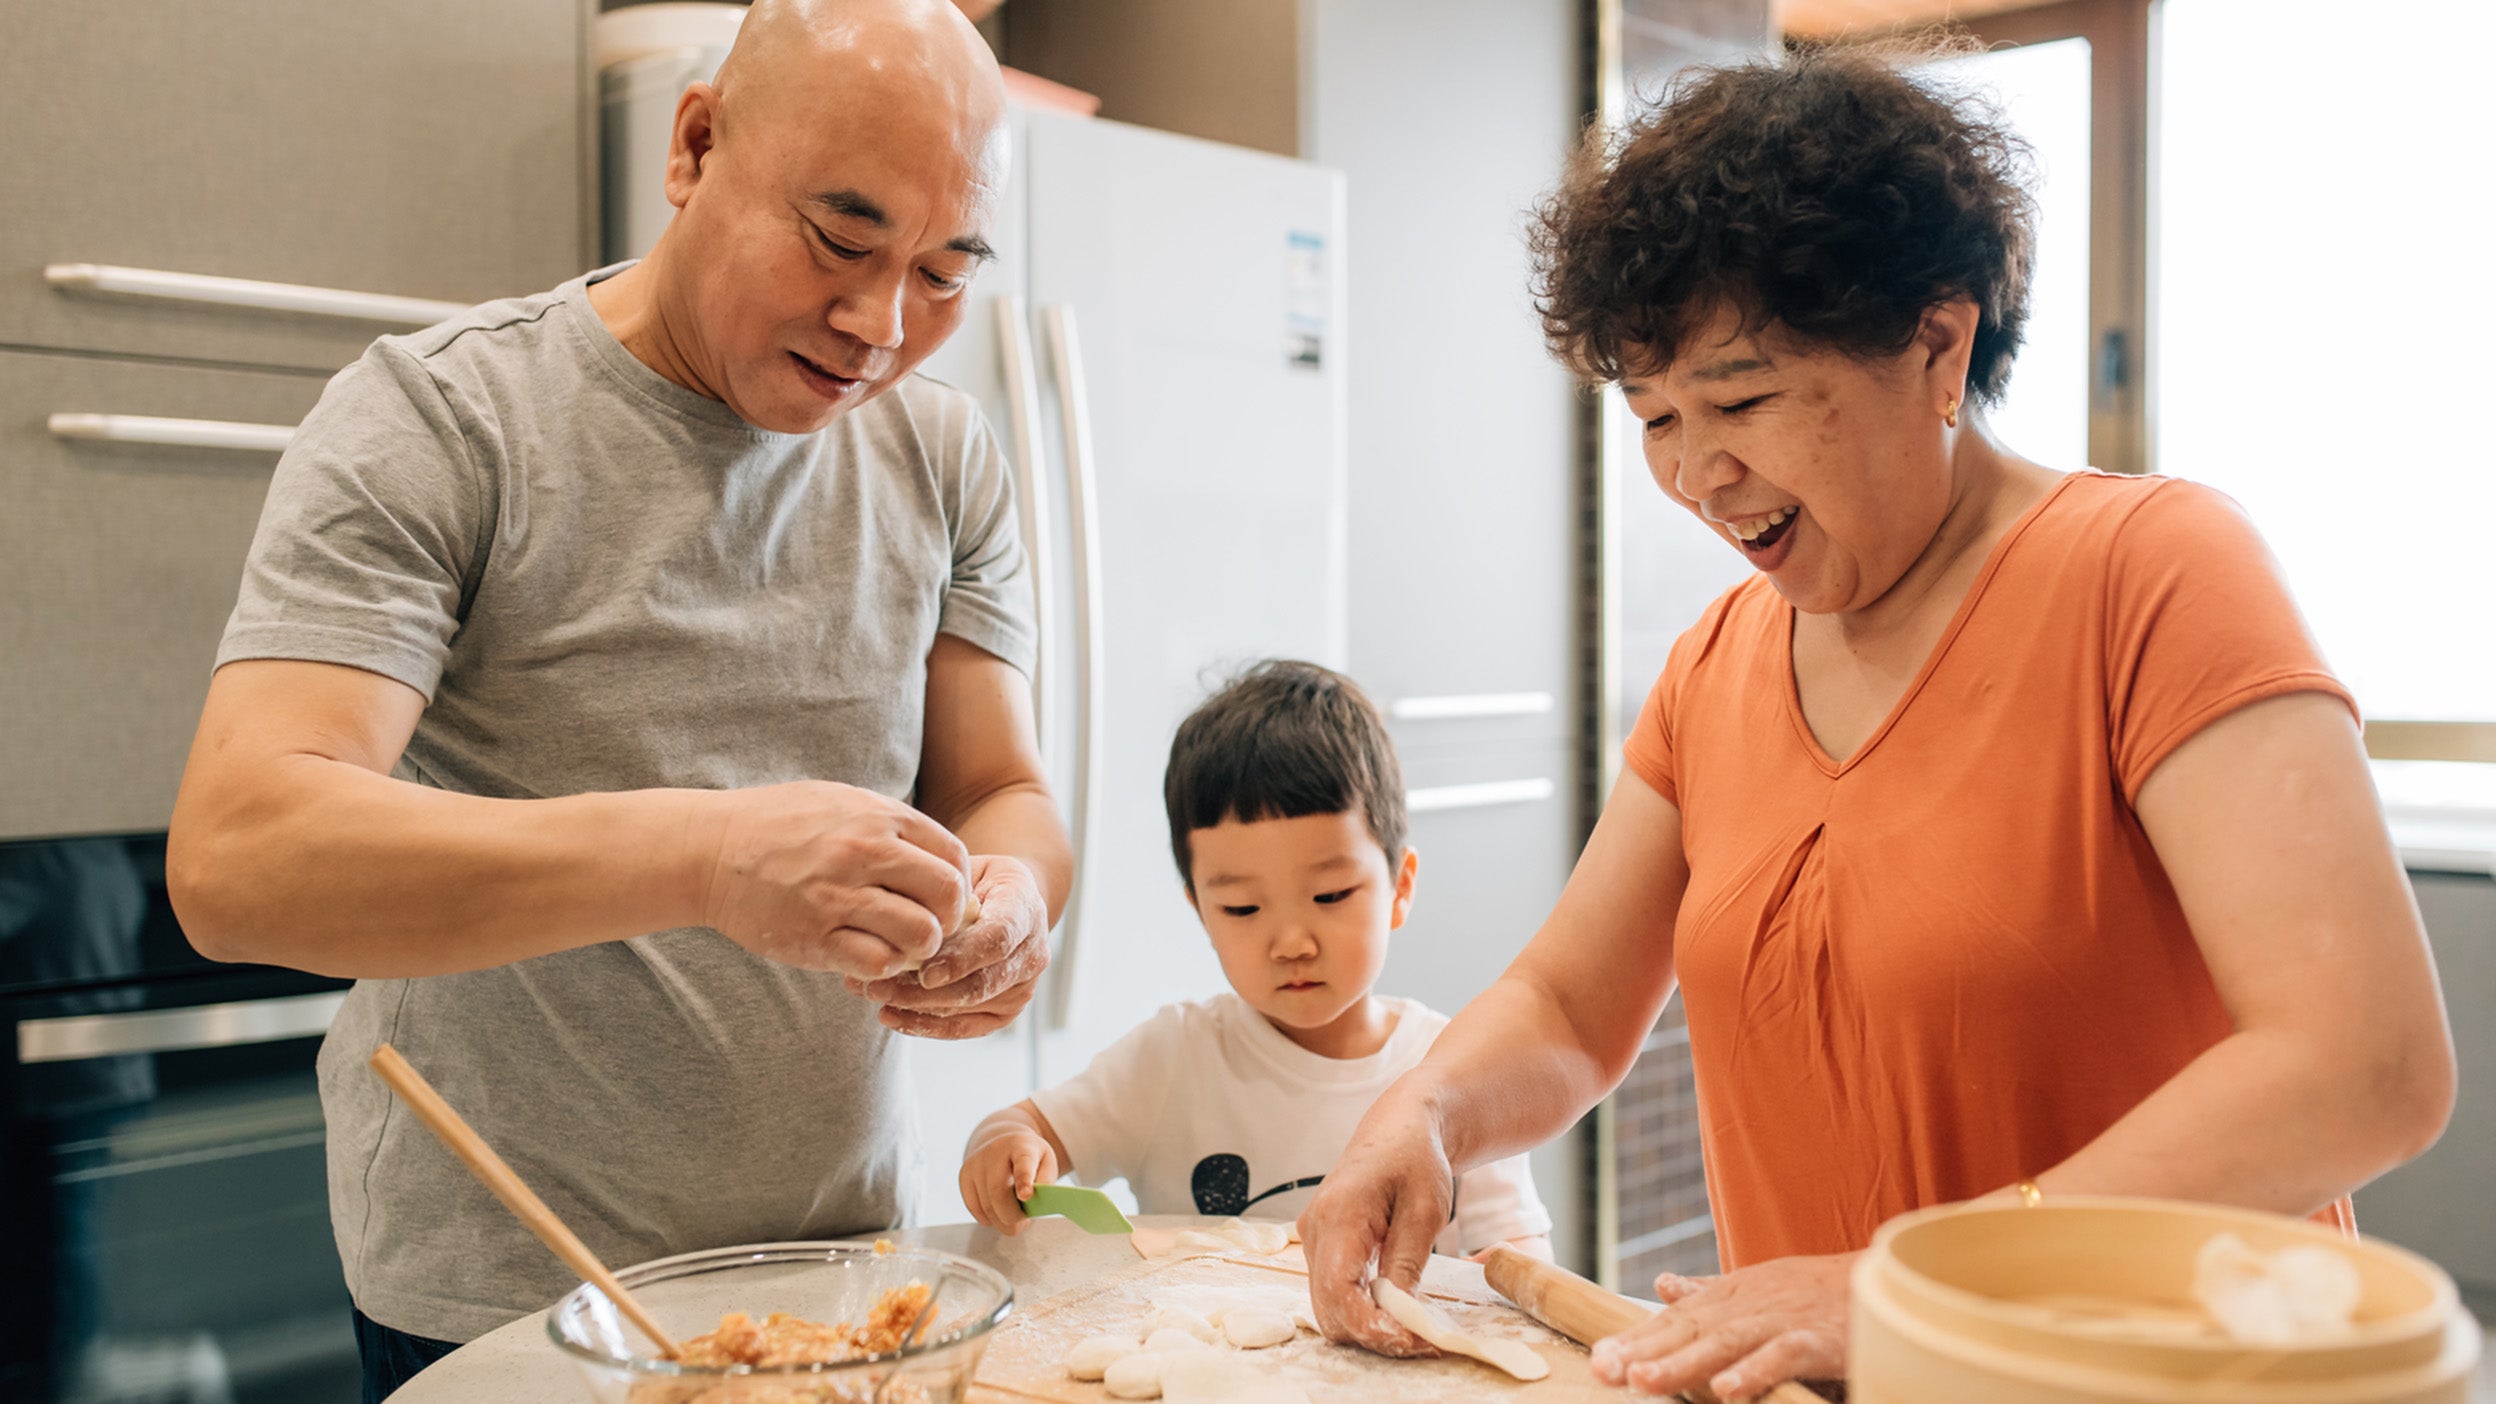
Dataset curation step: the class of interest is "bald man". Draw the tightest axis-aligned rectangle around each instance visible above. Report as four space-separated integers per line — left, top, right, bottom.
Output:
163 2 1065 1394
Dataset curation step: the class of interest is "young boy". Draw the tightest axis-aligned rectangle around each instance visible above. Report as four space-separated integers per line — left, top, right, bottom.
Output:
959 659 1552 1258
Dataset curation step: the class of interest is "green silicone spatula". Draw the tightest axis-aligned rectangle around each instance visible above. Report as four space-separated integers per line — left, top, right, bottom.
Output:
1020 1184 1135 1235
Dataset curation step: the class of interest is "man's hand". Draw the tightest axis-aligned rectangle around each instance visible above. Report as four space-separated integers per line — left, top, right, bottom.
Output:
699 780 972 978
845 853 1049 1038
959 1123 1060 1234
1588 1254 1852 1400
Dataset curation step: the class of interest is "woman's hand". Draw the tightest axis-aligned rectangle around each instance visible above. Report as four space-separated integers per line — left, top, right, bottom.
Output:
1296 1093 1455 1356
1589 1253 1853 1400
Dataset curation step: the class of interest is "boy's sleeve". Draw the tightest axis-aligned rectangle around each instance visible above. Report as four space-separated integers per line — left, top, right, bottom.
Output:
1451 1152 1555 1256
1027 1004 1184 1188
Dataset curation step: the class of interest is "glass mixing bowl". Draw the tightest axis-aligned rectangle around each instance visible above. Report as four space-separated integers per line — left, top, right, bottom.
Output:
548 1241 1013 1404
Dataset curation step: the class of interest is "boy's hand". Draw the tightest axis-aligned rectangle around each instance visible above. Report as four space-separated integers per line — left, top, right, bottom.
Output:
961 1126 1060 1234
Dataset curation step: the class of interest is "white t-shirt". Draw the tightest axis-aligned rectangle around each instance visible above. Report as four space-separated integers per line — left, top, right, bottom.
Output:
1029 993 1552 1256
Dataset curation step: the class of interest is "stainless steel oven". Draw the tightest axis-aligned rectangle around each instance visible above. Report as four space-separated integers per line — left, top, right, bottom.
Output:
1 834 358 1403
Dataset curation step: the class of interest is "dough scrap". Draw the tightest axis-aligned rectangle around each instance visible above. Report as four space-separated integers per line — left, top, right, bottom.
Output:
1131 1218 1295 1261
1369 1278 1550 1382
1143 1327 1215 1355
1065 1333 1137 1382
1220 1307 1295 1350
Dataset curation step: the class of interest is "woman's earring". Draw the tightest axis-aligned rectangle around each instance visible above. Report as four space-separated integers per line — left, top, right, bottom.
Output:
1944 396 1961 429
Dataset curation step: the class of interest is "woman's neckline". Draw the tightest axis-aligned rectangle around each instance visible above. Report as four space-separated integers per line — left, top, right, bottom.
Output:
1779 469 2092 774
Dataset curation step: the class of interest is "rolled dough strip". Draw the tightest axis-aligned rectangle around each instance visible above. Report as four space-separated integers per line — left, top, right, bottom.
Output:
1370 1278 1551 1382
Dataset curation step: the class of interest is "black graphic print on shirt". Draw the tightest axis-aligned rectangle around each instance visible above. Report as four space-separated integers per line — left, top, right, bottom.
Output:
1189 1153 1328 1216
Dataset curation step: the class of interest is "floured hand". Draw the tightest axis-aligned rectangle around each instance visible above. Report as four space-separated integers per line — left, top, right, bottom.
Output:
845 854 1048 1038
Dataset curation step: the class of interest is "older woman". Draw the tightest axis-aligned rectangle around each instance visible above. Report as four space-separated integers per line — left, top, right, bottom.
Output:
1298 44 2456 1401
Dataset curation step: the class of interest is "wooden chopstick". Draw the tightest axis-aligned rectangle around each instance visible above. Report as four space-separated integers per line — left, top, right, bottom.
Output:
368 1043 681 1360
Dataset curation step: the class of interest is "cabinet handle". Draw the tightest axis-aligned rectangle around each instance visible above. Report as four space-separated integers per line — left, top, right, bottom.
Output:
49 412 294 453
46 262 467 328
19 991 347 1064
1389 692 1556 722
1407 778 1556 813
1039 303 1107 1033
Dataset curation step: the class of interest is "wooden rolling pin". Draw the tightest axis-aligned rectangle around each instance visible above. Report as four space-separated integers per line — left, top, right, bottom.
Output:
1479 1246 1827 1404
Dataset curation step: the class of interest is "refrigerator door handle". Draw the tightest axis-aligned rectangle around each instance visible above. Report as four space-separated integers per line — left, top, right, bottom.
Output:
1406 778 1558 813
995 295 1053 752
1039 303 1107 1032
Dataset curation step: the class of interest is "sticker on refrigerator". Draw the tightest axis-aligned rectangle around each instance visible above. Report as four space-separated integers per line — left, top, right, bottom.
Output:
1285 231 1328 371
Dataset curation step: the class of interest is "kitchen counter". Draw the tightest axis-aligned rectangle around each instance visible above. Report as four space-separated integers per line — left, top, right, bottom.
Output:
390 1216 1477 1403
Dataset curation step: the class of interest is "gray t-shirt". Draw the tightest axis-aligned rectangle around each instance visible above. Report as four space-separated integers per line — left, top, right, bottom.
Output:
217 265 1035 1341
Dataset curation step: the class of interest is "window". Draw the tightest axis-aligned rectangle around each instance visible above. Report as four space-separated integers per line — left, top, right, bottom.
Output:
2157 0 2496 731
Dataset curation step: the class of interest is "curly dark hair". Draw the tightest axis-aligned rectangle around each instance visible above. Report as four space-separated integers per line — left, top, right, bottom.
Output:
1531 41 2037 402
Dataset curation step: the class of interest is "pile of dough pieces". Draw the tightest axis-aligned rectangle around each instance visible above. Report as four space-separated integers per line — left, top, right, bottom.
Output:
1065 1303 1315 1402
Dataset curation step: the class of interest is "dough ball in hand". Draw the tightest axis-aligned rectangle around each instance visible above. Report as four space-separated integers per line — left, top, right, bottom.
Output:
1220 1308 1295 1350
1066 1333 1137 1382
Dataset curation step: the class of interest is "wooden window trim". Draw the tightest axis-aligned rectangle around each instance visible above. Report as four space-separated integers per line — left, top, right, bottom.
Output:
1805 0 2153 477
1955 0 2153 477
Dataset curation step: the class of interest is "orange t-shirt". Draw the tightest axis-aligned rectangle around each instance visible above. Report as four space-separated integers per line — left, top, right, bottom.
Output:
1622 472 2358 1268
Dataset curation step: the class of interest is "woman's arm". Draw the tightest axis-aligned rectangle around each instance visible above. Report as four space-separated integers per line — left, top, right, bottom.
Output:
2034 690 2455 1206
1299 768 1691 1351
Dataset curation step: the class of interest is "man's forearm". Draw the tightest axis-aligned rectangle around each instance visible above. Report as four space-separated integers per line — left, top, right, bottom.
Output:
172 753 715 978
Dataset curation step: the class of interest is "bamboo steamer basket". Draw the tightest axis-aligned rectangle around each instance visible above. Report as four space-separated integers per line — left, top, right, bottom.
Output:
1849 1197 2482 1404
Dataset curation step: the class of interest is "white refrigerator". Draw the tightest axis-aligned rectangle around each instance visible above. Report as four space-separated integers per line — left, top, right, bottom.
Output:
907 109 1349 1223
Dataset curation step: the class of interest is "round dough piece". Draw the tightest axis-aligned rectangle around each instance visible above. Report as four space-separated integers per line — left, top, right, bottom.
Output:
1220 1307 1295 1350
1143 1327 1215 1354
1104 1352 1166 1399
1152 1306 1220 1342
1065 1334 1137 1382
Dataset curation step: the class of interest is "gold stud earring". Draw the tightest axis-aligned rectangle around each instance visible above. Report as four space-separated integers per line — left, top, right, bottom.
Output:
1944 396 1961 429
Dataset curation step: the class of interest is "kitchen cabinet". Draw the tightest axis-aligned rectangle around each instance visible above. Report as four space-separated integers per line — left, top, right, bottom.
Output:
2355 871 2496 1300
1 0 590 845
0 349 327 840
0 0 589 375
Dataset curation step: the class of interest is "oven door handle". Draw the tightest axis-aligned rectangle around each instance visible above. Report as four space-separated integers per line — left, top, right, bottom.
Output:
17 991 347 1063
